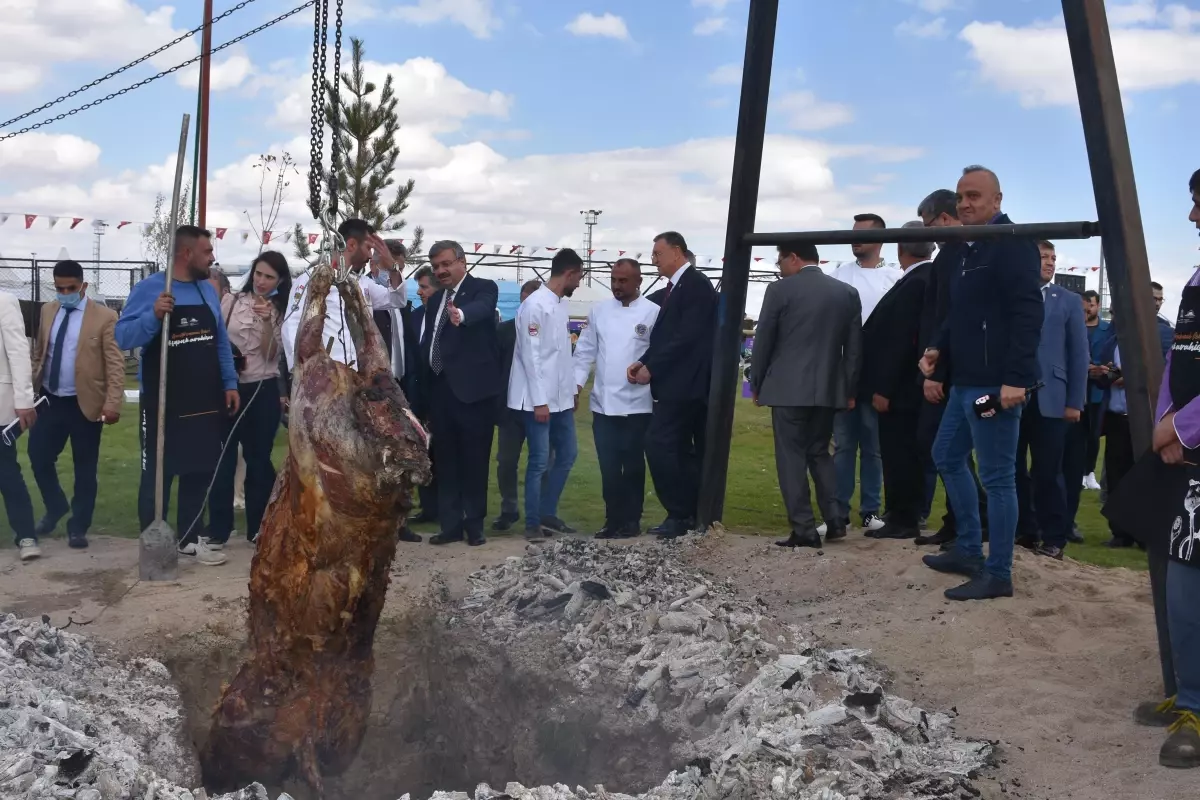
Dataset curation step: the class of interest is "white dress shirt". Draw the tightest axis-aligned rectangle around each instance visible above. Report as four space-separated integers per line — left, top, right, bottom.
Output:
831 260 901 324
508 285 575 412
428 275 467 366
43 296 88 397
281 268 406 371
573 296 658 416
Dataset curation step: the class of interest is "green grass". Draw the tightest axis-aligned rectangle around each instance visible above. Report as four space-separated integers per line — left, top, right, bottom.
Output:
7 390 1145 571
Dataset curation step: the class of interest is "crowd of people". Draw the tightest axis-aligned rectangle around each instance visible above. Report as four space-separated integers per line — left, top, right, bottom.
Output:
0 168 1197 768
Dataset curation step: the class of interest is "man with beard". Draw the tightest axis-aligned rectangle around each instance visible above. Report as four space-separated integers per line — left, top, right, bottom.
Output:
509 250 583 539
116 226 238 566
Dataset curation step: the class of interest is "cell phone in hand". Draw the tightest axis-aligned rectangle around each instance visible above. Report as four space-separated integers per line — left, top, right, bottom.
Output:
2 395 48 446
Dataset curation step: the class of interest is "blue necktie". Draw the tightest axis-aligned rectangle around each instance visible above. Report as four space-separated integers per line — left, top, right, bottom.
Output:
47 307 74 395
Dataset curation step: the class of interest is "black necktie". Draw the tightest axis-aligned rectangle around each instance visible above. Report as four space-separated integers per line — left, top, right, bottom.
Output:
48 306 75 395
430 289 455 375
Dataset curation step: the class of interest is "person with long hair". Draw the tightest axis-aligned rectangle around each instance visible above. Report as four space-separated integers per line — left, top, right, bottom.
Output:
208 251 291 546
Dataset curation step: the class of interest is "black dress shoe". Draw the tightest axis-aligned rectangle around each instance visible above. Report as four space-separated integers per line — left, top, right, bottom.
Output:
541 516 577 535
398 527 423 543
824 526 847 541
491 512 519 531
429 532 464 545
67 532 89 549
775 532 821 549
1066 526 1085 544
1015 534 1039 551
923 550 985 577
648 518 672 536
944 574 1014 601
594 524 619 540
1035 543 1064 560
615 522 642 539
409 510 438 524
34 514 63 538
1106 536 1135 548
868 522 918 540
915 527 955 546
467 535 487 547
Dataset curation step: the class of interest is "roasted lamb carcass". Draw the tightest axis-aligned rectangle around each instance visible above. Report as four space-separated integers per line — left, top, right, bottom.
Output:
200 264 431 793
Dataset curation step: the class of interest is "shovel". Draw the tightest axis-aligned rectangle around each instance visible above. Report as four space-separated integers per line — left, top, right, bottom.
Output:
139 114 191 582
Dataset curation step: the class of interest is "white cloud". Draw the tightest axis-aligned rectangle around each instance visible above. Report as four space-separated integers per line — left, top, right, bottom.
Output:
693 0 736 9
694 17 728 35
775 91 855 131
391 0 501 39
0 133 101 178
0 65 41 94
961 11 1200 106
896 16 948 39
707 64 743 85
566 12 631 40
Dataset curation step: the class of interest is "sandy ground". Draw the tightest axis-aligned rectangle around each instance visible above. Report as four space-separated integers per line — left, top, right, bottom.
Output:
0 531 1190 800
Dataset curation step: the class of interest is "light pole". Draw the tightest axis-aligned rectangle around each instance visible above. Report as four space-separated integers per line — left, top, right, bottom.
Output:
581 209 602 286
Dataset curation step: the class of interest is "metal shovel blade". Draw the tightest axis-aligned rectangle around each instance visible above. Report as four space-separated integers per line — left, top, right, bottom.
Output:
140 519 179 581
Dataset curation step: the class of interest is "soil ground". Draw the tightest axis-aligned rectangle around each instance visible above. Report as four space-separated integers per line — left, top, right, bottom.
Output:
0 531 1186 800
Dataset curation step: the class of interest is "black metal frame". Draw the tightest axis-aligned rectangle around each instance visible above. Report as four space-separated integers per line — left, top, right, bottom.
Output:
702 0 1173 695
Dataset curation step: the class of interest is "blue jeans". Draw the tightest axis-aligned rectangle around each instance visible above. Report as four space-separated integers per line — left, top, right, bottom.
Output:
834 404 883 519
524 409 579 529
933 386 1023 582
1168 560 1200 712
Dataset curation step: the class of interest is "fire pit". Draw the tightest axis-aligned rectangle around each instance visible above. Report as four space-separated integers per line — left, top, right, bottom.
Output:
1 537 992 800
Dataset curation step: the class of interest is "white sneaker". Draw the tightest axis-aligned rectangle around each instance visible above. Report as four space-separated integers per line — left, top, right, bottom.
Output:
179 540 227 566
817 523 828 536
17 538 41 561
200 536 225 551
862 513 886 531
1084 473 1101 490
233 497 246 510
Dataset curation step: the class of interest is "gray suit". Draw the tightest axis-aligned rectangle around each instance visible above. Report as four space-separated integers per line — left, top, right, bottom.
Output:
751 266 862 539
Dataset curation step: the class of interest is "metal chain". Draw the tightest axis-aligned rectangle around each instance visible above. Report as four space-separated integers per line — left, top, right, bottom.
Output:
0 1 317 144
0 0 263 131
328 0 344 220
307 0 328 218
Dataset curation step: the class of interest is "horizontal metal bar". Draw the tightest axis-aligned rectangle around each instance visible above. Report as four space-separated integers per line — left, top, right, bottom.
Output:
745 221 1100 247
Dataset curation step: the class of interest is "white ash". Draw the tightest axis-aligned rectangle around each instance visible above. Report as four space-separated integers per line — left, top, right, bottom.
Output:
437 537 991 800
0 612 266 800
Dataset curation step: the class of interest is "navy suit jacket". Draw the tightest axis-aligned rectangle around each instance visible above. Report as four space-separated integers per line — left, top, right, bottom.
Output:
643 266 718 403
1034 283 1089 418
418 273 502 407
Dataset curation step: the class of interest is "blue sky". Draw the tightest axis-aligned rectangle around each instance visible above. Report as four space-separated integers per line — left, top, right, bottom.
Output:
0 0 1197 313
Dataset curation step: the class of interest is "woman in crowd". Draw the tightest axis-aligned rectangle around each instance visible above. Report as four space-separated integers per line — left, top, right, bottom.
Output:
206 251 291 547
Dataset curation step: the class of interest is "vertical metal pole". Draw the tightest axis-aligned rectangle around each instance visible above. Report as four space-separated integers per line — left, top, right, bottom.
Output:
156 114 192 524
1062 0 1174 698
697 0 779 526
197 0 214 228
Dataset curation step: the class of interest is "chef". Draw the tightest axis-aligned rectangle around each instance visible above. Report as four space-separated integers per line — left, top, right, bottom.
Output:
573 257 659 539
281 218 406 370
115 225 238 566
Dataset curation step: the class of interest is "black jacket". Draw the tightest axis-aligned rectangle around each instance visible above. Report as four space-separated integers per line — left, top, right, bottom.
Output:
418 274 502 406
643 266 718 402
919 247 956 385
497 318 517 411
862 260 933 410
934 214 1043 389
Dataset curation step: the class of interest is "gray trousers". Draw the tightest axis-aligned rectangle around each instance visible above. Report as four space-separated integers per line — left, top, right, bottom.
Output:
772 406 839 537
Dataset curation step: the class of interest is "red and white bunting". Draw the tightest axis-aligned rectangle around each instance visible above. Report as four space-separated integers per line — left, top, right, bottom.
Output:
262 231 272 245
47 216 59 229
215 228 228 240
307 233 319 245
474 242 483 252
70 218 84 229
117 221 131 229
24 214 37 229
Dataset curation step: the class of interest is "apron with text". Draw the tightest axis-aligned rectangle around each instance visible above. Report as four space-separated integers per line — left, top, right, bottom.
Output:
1168 284 1200 565
140 297 226 477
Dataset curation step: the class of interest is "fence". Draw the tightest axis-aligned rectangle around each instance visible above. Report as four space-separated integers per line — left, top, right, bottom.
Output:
0 258 152 307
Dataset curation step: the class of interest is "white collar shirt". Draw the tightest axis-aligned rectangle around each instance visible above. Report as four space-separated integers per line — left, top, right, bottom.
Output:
281 271 358 371
573 295 659 416
429 275 467 366
670 264 691 286
508 285 575 412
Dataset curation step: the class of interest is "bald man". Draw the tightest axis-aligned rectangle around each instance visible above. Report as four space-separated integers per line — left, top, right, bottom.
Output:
918 165 1042 601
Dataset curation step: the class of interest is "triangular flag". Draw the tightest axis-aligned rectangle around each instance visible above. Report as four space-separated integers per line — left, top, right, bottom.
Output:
588 249 595 256
398 238 405 245
71 217 84 229
510 245 521 254
528 247 539 256
634 252 642 259
262 231 272 244
282 231 293 243
545 247 558 252
47 216 59 229
117 221 131 229
308 233 319 245
24 214 37 229
754 257 762 262
240 232 250 243
618 250 625 256
493 245 502 254
474 243 483 252
215 227 227 240
0 214 9 226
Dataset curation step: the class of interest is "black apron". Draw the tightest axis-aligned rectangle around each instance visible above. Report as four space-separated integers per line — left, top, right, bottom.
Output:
1168 284 1200 566
140 291 226 476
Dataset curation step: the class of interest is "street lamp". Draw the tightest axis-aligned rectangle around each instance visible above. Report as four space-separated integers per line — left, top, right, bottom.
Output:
580 209 602 286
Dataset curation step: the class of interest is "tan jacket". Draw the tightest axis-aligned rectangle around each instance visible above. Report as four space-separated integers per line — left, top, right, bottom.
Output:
32 298 125 421
0 291 35 424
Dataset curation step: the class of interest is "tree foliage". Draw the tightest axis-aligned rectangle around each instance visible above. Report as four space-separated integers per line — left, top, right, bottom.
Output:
141 183 192 271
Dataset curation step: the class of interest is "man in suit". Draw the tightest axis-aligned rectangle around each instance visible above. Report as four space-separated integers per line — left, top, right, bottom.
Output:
628 231 717 539
751 241 860 547
419 240 502 546
1013 241 1088 559
0 289 39 560
915 188 989 549
493 279 542 531
863 223 935 541
919 166 1044 601
28 260 124 550
407 266 439 524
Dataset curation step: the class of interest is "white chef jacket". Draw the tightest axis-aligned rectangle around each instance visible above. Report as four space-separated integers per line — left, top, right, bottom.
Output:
508 285 575 412
280 268 404 370
573 296 658 416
